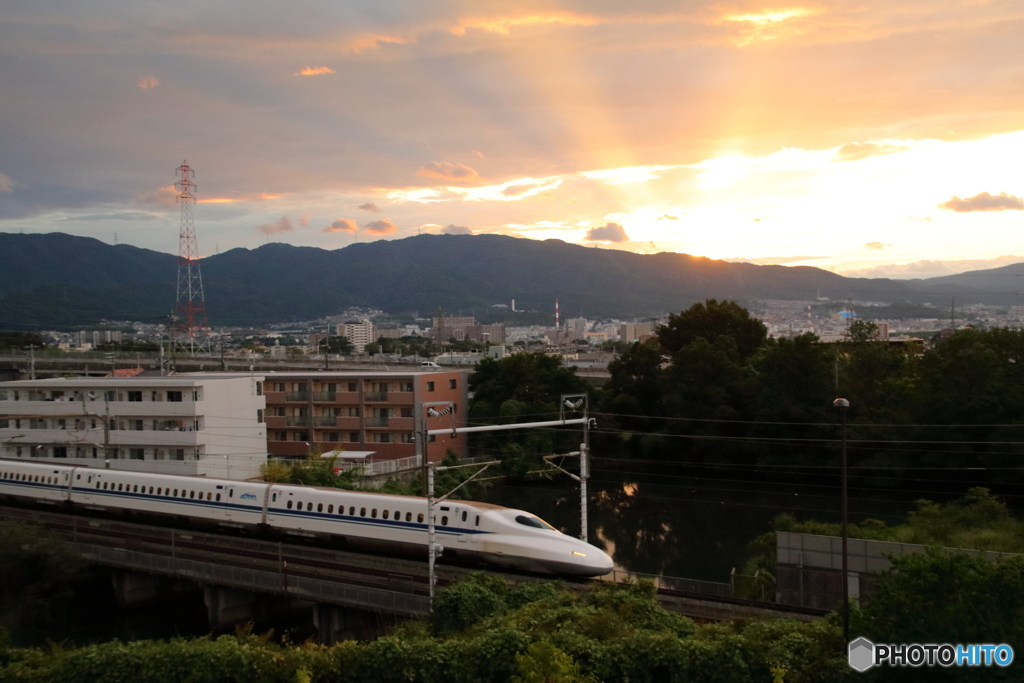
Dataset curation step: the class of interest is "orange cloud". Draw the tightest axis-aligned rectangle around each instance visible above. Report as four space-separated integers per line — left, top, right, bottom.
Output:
364 219 398 235
135 184 178 208
324 218 358 233
454 11 603 36
940 192 1024 213
138 75 159 89
295 66 335 76
197 197 239 204
0 172 12 193
416 161 481 184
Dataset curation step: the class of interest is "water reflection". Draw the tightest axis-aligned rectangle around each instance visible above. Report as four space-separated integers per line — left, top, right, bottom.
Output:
479 466 943 583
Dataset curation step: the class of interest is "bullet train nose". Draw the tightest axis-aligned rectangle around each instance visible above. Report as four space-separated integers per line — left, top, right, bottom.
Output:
563 541 615 577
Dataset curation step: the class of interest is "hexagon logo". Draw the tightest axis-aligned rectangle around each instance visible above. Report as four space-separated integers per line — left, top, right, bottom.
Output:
848 637 875 672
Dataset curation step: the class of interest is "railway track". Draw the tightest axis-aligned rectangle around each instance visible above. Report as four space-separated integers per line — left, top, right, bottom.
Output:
0 502 826 622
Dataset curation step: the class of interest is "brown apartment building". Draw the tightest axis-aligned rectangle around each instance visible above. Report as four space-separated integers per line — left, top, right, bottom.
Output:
263 371 467 462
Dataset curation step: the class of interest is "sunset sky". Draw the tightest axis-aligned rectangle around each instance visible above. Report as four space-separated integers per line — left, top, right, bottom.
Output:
2 1 1024 278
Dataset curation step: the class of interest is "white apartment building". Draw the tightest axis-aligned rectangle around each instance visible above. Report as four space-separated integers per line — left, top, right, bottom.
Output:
336 320 375 353
0 375 267 480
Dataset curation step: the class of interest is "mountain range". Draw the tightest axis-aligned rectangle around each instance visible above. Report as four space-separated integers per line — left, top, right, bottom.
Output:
1 232 1022 329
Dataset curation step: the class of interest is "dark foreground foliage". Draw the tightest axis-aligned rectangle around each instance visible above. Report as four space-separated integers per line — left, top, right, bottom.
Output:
0 576 847 683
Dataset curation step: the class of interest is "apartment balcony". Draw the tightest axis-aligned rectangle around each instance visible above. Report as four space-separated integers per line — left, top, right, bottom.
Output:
286 416 311 426
285 392 310 402
364 416 389 428
363 391 388 402
312 416 337 427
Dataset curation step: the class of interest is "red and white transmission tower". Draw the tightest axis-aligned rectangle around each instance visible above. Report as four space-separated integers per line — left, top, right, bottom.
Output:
173 160 210 356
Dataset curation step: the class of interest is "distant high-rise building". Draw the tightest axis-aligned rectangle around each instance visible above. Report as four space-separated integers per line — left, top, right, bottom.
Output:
619 321 656 343
336 320 375 353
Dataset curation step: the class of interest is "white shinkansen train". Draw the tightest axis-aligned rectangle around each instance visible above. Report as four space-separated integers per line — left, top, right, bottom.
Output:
0 460 614 577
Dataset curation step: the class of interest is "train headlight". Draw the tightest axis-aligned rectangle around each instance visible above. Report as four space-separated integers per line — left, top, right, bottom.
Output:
571 551 586 557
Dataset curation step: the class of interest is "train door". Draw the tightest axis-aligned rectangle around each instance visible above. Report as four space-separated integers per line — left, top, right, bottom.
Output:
452 505 478 547
82 473 99 503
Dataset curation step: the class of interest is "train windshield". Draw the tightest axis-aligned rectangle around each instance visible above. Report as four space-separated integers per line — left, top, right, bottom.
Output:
515 514 556 531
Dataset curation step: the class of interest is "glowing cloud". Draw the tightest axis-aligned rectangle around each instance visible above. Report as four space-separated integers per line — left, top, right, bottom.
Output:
442 224 472 235
0 172 12 192
416 161 480 183
724 8 814 24
295 66 335 76
138 76 159 89
939 192 1024 213
586 222 629 243
454 12 602 36
865 241 891 250
835 141 916 162
358 202 380 212
324 218 357 233
582 165 676 184
364 219 398 235
257 216 294 235
197 198 239 204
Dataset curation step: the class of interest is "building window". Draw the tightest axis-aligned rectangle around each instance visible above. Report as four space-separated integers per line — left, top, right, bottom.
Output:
256 381 263 396
133 420 144 431
193 390 201 401
375 433 392 444
274 407 286 417
53 446 67 458
400 382 413 392
130 448 145 460
257 409 265 423
449 379 457 389
167 391 183 402
276 431 287 441
275 383 285 392
401 407 413 418
350 432 360 442
348 382 357 392
173 449 185 460
127 391 143 402
325 432 338 442
401 433 414 443
426 381 435 392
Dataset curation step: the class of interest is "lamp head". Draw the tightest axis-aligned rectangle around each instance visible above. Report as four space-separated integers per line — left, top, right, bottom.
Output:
833 398 850 409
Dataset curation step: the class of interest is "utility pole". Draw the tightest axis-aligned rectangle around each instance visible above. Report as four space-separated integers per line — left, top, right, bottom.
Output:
833 397 851 645
542 394 591 542
28 345 35 380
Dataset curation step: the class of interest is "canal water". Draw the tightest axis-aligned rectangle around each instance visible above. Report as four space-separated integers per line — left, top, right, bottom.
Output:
476 457 1024 583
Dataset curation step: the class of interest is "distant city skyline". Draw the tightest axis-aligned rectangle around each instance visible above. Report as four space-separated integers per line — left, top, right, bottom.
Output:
2 1 1024 279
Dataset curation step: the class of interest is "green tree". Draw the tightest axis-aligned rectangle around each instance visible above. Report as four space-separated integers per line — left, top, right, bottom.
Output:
657 299 768 360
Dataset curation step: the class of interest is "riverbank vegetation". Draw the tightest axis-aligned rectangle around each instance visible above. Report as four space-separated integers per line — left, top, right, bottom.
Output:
0 575 847 682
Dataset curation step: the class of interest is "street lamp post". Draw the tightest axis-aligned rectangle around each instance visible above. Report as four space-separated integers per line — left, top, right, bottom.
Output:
833 397 850 644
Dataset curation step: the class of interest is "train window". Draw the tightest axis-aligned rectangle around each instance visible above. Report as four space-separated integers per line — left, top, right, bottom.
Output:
287 501 293 509
394 510 400 521
382 510 389 520
133 485 138 493
441 516 448 526
418 513 424 523
461 511 467 522
189 491 195 499
173 489 178 496
327 505 333 513
229 489 234 497
272 493 277 502
406 512 412 522
157 488 162 495
360 507 365 516
371 509 377 518
216 493 221 502
307 502 312 512
149 487 154 494
515 515 555 530
475 515 480 527
207 492 212 501
77 474 81 480
317 503 323 513
117 483 123 491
